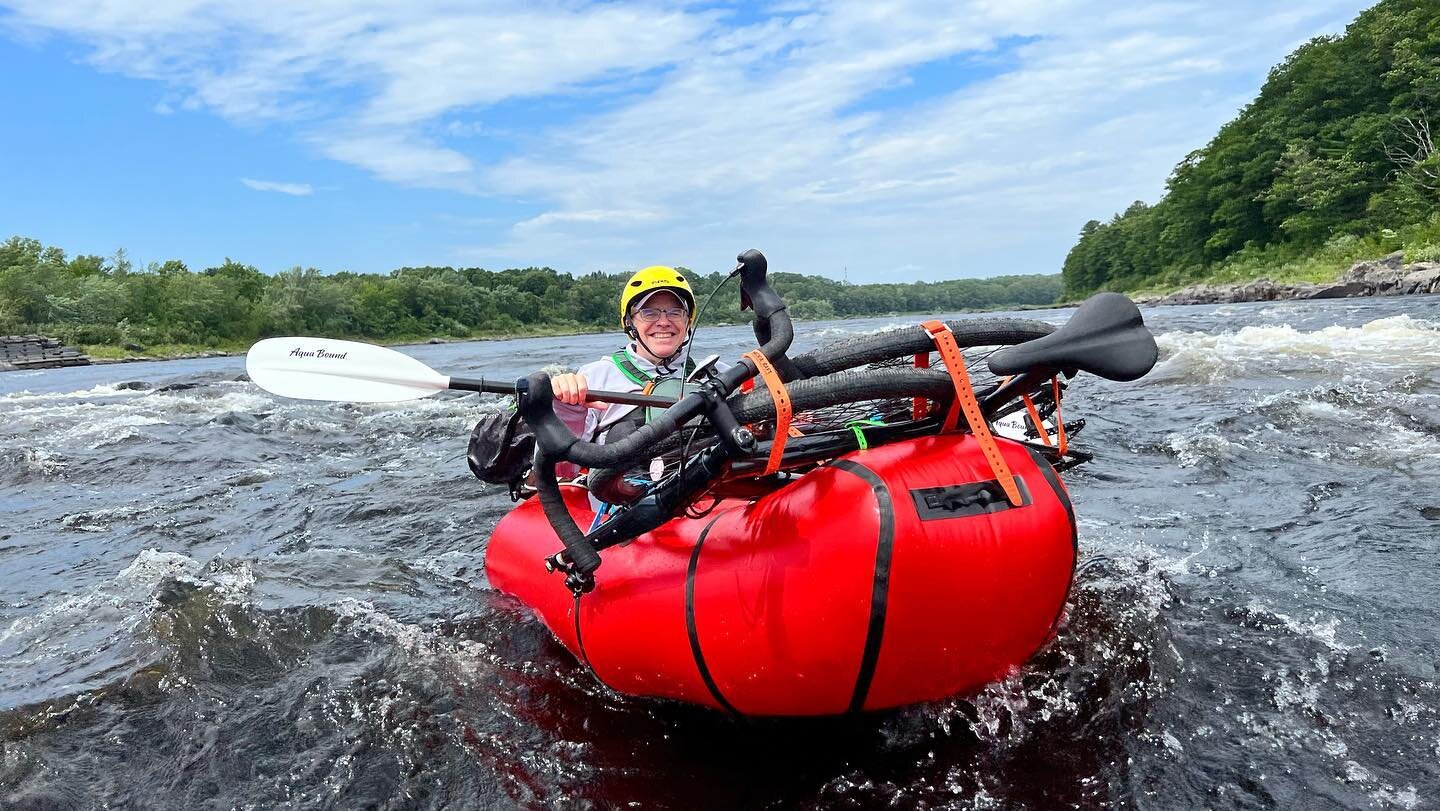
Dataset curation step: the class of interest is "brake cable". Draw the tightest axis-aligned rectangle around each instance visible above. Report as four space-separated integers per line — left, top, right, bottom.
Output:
673 270 740 483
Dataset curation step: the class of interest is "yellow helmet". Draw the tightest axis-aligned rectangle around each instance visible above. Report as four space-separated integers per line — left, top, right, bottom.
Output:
618 265 697 330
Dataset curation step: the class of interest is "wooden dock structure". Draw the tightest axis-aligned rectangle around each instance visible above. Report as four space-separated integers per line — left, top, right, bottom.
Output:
1 335 92 371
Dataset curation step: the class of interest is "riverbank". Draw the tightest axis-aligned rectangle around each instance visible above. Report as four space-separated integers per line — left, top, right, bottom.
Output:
1132 251 1440 306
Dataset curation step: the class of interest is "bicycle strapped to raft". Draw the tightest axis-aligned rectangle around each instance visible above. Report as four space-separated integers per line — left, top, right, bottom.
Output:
513 249 1159 596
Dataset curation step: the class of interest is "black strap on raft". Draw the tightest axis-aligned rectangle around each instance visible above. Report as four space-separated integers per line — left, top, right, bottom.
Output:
572 592 594 671
610 350 696 386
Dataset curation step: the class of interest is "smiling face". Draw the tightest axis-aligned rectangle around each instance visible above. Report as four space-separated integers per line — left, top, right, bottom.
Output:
628 289 688 363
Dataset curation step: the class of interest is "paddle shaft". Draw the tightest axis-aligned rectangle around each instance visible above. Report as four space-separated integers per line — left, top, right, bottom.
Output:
448 376 675 408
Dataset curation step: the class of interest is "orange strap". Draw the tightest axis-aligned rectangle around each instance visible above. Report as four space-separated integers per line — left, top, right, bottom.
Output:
1020 394 1049 445
743 350 792 476
1020 377 1067 455
1050 377 1067 455
920 320 1023 506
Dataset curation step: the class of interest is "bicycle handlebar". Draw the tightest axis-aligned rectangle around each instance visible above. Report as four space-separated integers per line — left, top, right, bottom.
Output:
516 248 793 591
514 258 1156 594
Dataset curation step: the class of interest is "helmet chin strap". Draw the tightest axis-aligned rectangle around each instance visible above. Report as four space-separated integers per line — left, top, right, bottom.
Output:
626 319 690 374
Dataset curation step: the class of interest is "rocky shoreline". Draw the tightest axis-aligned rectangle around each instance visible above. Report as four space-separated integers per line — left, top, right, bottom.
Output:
1135 251 1440 306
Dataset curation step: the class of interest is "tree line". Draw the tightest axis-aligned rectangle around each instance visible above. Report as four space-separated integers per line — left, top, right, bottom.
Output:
0 236 1061 349
1063 0 1440 297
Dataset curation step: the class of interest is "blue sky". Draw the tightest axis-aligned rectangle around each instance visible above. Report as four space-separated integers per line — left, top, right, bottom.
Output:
0 1 1374 283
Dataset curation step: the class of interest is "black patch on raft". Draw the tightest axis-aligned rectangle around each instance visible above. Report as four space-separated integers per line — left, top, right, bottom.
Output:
686 513 741 716
829 458 895 714
910 477 1032 520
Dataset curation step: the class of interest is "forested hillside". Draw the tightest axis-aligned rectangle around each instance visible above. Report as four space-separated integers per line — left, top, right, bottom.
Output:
0 236 1060 352
1064 0 1440 297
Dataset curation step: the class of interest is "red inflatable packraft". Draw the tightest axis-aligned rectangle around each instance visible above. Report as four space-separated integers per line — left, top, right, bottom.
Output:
485 432 1076 716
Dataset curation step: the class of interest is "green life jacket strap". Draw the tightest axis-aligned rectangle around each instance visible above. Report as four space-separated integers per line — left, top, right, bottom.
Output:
609 350 696 386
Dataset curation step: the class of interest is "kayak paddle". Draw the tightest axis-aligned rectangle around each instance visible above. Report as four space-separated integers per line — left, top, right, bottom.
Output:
244 337 675 407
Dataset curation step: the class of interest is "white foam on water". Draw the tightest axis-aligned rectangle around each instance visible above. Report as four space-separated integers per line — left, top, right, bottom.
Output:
1254 382 1440 466
1343 761 1375 783
1372 786 1421 809
3 385 326 454
327 599 495 687
0 550 204 670
804 322 913 340
1153 314 1440 383
17 446 67 476
1161 730 1184 753
115 548 205 588
1165 428 1242 468
60 412 169 448
158 388 276 415
1340 760 1423 809
412 551 487 584
206 560 258 599
1240 600 1347 652
0 382 147 404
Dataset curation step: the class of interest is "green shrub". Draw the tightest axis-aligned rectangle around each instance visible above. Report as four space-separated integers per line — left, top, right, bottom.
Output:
55 323 122 345
1406 243 1440 263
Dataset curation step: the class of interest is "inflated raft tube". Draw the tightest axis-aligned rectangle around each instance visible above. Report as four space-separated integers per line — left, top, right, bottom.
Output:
486 432 1076 717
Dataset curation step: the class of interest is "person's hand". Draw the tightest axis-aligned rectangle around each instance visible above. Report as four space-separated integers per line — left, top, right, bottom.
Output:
550 372 602 408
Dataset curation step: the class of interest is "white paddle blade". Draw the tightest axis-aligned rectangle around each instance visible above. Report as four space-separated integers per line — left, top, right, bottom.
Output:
246 337 451 403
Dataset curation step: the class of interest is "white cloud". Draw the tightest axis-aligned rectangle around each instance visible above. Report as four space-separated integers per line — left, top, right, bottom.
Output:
240 177 314 196
2 0 1376 280
316 132 475 192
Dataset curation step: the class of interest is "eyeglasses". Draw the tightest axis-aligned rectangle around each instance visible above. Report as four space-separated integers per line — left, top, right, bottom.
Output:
632 307 688 323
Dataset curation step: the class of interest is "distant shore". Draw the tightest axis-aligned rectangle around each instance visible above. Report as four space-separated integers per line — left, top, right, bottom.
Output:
15 255 1435 373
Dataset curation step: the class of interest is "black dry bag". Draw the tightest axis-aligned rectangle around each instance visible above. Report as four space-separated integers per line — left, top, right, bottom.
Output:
467 410 535 489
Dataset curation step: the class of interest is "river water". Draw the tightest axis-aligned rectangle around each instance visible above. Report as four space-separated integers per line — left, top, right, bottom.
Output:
2 295 1439 809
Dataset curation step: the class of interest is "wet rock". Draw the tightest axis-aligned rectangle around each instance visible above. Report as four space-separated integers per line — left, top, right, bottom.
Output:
115 381 153 391
1338 251 1431 295
1340 250 1405 280
1155 279 1319 306
1307 281 1372 299
1420 506 1440 520
1398 263 1440 295
210 411 263 430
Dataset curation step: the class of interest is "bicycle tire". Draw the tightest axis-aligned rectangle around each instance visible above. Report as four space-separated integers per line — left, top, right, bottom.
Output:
726 366 963 425
789 317 1055 378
